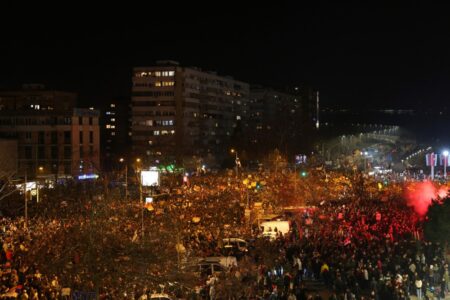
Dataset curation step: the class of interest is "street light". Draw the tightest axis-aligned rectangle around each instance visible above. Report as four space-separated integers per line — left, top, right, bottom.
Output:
361 152 369 172
119 158 128 201
442 150 449 179
230 149 240 177
135 158 144 240
36 166 44 203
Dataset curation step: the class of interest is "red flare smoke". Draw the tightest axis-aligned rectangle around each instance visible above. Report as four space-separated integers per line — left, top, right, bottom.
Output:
404 181 447 217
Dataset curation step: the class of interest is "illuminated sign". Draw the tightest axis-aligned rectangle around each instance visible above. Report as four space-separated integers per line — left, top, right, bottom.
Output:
141 170 160 186
16 182 36 192
78 174 99 180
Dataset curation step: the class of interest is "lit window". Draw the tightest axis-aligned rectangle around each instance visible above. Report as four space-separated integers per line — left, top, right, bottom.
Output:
106 124 111 129
162 81 174 86
170 130 175 134
110 125 115 129
154 130 160 135
155 82 162 87
106 111 111 115
148 140 153 145
169 71 175 76
111 132 115 136
89 107 94 110
162 120 174 126
110 104 115 108
154 71 161 77
236 116 241 120
161 130 169 135
111 118 115 122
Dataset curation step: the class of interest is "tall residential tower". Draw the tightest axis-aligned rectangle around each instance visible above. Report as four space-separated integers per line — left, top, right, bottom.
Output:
131 61 249 163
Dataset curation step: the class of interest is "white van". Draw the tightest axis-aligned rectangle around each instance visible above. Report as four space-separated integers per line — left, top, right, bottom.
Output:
260 220 290 240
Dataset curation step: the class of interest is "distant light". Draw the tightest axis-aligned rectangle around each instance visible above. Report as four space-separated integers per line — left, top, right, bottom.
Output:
78 174 99 180
443 150 449 157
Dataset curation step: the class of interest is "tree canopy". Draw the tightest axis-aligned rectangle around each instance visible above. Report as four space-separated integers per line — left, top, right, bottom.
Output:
424 198 450 245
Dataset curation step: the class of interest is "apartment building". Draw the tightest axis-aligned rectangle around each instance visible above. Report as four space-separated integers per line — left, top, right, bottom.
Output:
0 85 100 179
247 85 317 157
100 98 131 162
131 61 249 162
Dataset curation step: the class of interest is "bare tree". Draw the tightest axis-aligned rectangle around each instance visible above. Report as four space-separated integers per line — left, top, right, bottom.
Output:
0 168 18 202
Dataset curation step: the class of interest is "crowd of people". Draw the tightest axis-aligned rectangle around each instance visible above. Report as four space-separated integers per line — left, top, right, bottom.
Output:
0 170 448 299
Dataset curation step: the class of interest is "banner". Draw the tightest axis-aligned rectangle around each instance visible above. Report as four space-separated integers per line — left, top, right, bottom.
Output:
425 153 437 166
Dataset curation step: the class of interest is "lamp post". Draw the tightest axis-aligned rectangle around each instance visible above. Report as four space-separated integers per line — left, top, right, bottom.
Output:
443 150 449 179
364 151 368 173
135 158 144 240
119 158 128 201
24 170 28 229
231 149 240 178
37 166 44 203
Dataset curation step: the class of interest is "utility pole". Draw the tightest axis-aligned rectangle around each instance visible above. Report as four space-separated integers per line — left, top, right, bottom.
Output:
125 164 128 202
139 170 144 240
24 170 28 229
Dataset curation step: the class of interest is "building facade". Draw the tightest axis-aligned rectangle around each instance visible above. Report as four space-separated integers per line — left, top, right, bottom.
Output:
0 85 100 179
100 98 131 167
0 139 18 175
247 85 317 157
131 61 249 164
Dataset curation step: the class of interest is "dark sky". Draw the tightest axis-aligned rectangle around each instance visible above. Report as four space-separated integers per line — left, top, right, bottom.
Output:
1 2 450 109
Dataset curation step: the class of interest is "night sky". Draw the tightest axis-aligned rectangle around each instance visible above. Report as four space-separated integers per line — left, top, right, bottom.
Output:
1 3 449 110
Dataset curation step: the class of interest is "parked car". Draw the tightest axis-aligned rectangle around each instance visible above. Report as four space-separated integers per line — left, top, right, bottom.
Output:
183 256 237 278
222 238 248 258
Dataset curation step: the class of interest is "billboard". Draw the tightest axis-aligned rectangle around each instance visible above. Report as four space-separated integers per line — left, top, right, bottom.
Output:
141 170 160 186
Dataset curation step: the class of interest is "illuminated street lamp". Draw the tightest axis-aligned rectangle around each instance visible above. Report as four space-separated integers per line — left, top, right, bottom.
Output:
135 158 145 240
119 158 128 201
230 149 241 177
36 166 44 203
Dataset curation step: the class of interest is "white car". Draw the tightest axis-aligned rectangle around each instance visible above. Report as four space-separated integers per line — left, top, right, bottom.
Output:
222 238 248 253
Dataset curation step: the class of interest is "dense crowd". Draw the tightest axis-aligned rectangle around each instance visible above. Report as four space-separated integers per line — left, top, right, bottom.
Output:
0 171 448 299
